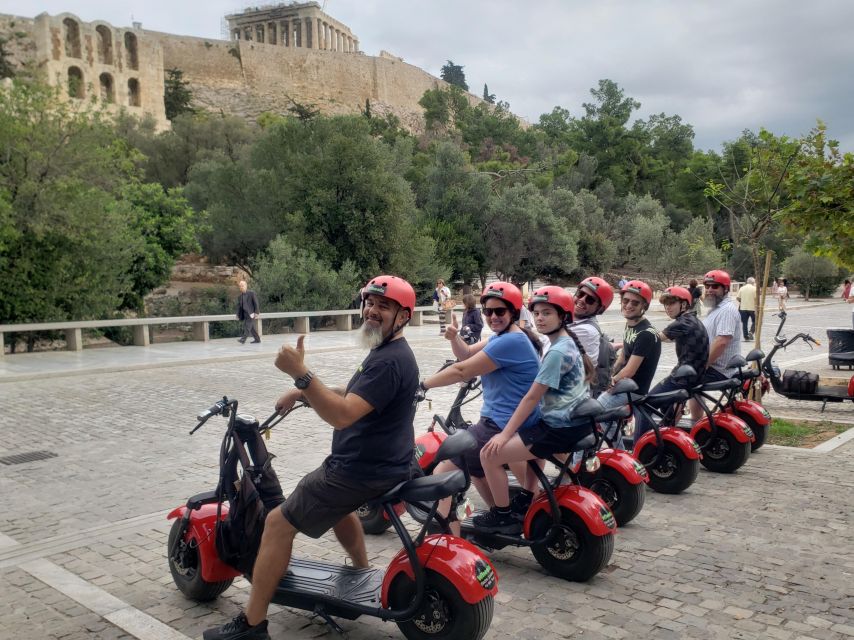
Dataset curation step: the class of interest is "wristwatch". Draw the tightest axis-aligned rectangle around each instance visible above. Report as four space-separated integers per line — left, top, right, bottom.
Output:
294 370 314 390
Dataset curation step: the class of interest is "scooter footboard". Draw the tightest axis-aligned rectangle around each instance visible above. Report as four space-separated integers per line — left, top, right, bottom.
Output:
381 535 497 606
691 413 754 443
523 485 616 537
635 427 701 460
167 504 242 583
596 449 649 484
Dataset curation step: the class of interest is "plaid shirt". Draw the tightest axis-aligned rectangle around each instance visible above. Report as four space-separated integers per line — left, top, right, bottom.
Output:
663 310 709 380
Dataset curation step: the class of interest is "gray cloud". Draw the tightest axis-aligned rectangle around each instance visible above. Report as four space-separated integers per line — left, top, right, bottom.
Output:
3 0 852 151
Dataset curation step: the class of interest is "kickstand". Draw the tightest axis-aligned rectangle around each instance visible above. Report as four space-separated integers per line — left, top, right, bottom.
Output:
312 606 347 636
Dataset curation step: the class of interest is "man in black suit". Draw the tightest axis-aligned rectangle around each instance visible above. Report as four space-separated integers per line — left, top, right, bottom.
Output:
236 280 261 343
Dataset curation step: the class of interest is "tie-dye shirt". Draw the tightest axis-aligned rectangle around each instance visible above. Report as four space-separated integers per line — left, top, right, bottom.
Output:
536 336 589 428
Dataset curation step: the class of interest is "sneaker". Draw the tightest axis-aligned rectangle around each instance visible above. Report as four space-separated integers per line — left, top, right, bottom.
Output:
251 339 261 343
509 490 533 516
203 613 270 640
472 507 522 534
238 337 247 344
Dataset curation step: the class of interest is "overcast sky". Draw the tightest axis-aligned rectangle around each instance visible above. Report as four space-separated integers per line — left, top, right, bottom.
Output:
4 0 852 152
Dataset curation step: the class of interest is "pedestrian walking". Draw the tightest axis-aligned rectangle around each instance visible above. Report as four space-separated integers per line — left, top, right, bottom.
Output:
236 280 261 344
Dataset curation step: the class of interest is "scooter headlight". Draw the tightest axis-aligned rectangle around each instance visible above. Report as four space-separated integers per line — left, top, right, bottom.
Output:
585 456 601 473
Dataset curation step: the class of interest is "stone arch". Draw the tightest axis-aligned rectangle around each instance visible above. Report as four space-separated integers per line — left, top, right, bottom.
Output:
99 72 115 103
63 17 81 58
67 66 84 98
124 32 139 70
95 25 113 64
127 78 140 107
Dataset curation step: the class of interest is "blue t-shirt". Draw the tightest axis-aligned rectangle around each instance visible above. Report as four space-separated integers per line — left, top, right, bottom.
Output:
536 336 589 428
481 331 541 429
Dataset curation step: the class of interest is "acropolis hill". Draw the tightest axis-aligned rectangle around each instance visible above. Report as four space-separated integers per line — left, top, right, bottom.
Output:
0 2 483 130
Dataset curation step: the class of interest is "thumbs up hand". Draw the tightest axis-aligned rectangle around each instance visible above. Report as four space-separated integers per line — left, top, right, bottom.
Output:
444 311 460 341
275 335 308 377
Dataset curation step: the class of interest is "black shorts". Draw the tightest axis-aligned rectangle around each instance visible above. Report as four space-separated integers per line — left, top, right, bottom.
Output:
280 460 404 538
519 419 593 459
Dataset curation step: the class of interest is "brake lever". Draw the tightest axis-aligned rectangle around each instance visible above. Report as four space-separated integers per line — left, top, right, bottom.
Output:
259 402 307 433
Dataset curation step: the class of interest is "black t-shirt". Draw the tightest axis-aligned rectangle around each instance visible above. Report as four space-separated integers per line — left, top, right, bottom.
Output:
621 318 661 394
328 338 419 480
663 311 708 381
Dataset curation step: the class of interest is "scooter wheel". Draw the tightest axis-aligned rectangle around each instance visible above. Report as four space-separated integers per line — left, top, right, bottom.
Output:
585 467 645 526
357 502 393 535
530 509 613 582
390 570 494 640
167 519 233 601
695 428 751 473
637 442 699 494
735 414 768 451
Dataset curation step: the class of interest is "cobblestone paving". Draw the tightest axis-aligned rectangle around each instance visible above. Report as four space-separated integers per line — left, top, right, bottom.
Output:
1 304 853 639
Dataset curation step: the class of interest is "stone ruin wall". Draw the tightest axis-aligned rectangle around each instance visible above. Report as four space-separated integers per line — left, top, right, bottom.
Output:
151 31 482 131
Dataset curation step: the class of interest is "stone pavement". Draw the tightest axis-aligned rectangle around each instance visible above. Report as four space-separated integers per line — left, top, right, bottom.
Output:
0 300 852 639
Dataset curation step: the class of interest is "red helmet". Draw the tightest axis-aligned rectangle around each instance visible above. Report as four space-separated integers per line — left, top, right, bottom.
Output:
704 269 731 288
621 279 653 305
578 276 614 313
481 281 523 312
529 286 575 318
362 275 416 313
661 286 693 306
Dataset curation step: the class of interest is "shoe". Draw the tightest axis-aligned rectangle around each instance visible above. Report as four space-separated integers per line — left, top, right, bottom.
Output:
203 613 270 640
251 339 261 343
238 337 247 344
472 507 522 534
509 490 533 516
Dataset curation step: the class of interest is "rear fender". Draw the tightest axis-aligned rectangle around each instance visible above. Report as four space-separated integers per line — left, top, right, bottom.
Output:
381 534 497 606
414 430 447 472
634 427 701 460
726 400 771 426
595 449 648 484
167 503 242 582
691 413 754 444
523 485 616 537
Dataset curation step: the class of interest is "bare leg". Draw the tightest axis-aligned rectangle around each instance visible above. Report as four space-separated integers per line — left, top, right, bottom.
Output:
245 508 297 626
432 460 462 535
471 476 495 507
481 436 537 508
333 512 369 568
688 398 703 421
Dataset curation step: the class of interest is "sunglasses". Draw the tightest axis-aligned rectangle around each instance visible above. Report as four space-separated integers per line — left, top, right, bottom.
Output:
621 298 642 307
482 307 509 317
706 283 724 290
575 291 598 305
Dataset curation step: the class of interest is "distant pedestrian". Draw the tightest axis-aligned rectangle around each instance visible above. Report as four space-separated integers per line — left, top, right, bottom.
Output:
236 279 261 344
843 279 851 302
777 278 789 312
435 279 451 335
617 276 628 290
688 278 704 317
461 294 483 343
736 277 757 340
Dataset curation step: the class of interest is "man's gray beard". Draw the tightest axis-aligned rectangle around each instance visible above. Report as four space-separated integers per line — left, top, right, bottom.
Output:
358 322 385 349
705 294 721 309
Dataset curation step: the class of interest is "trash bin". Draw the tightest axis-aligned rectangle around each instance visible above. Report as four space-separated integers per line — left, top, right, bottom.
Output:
827 328 854 370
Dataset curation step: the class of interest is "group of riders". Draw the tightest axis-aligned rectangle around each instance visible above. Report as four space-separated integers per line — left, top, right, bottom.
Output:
205 269 740 640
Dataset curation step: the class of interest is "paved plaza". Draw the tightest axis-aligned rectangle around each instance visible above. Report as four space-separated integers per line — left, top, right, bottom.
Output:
1 300 853 639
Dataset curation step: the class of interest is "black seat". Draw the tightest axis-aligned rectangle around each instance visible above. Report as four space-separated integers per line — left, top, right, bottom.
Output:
569 433 597 452
745 348 764 361
390 470 467 503
432 430 477 464
572 398 605 420
610 378 639 395
598 404 631 422
642 388 689 408
726 355 748 369
701 378 742 392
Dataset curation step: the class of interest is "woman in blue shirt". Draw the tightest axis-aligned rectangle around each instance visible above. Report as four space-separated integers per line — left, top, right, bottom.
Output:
476 286 595 533
420 281 542 534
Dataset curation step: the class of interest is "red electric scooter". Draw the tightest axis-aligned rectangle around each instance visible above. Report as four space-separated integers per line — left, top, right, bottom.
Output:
167 397 498 639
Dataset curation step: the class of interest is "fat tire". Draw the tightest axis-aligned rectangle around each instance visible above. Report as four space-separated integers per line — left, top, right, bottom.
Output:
357 503 393 535
390 570 494 640
637 441 699 494
529 509 613 582
695 428 751 473
585 467 645 526
735 413 768 451
167 519 232 602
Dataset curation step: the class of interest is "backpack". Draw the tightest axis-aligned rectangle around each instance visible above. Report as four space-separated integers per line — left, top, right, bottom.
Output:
575 318 617 397
215 419 285 574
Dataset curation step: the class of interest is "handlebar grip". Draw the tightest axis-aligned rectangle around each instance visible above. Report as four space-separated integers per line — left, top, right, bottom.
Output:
196 399 226 422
